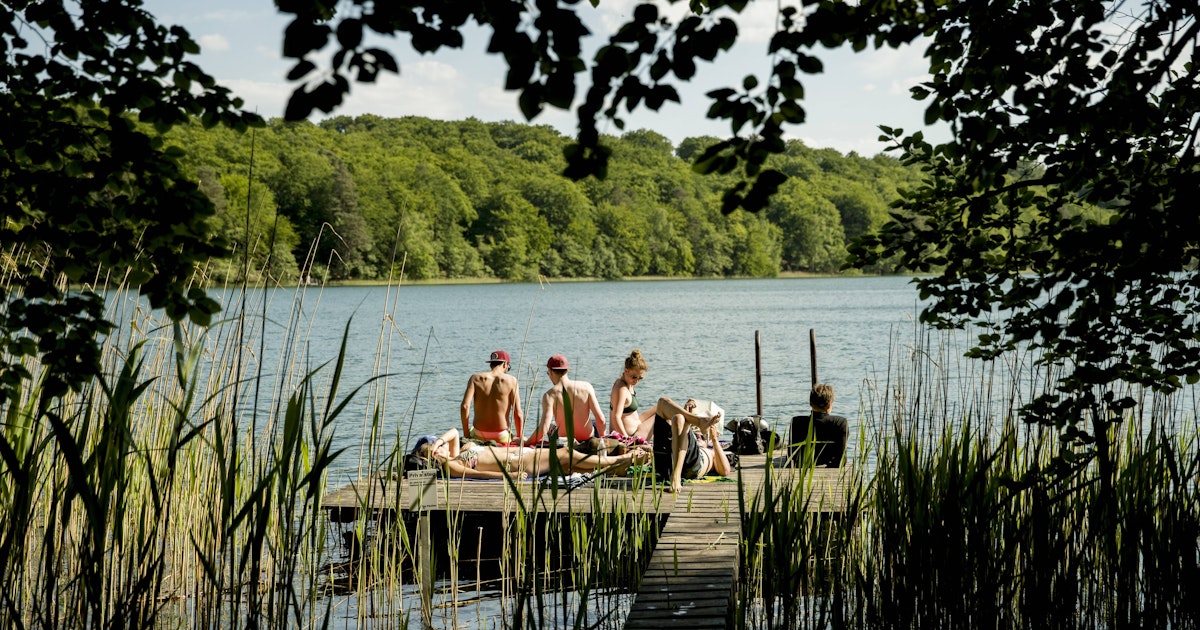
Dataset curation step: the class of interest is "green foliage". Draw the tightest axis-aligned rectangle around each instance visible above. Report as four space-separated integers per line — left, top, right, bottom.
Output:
0 279 355 627
278 1 1200 454
1 0 259 408
208 173 301 283
840 1 1200 455
279 1 782 212
741 332 1200 628
164 115 907 282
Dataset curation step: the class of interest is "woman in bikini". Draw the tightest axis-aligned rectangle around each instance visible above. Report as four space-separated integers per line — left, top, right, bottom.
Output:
608 349 657 440
411 429 649 480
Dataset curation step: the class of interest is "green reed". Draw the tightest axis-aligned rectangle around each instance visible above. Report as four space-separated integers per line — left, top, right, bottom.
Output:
736 329 1200 629
0 264 360 628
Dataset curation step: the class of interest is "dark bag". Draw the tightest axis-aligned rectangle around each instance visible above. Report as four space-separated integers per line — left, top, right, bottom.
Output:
760 428 782 452
731 416 766 455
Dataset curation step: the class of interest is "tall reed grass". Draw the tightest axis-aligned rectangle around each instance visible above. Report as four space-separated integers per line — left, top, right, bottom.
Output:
0 260 361 628
738 329 1200 629
8 257 1197 630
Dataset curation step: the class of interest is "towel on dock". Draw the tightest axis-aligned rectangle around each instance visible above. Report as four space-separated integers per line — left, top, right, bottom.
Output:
538 473 594 490
686 475 736 484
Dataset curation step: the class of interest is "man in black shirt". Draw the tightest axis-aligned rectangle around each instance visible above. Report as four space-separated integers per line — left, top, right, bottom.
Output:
789 383 848 468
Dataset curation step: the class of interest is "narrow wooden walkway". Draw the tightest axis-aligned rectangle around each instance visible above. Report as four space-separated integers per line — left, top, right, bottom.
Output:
622 456 847 628
322 453 850 629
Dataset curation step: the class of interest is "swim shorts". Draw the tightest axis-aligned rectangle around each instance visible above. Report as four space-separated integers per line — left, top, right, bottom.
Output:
471 427 513 445
652 414 703 480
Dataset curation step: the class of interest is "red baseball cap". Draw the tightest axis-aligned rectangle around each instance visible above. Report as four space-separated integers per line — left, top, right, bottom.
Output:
488 350 511 363
546 354 569 370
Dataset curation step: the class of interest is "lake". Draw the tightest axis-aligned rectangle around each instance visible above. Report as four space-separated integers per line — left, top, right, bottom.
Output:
177 276 934 483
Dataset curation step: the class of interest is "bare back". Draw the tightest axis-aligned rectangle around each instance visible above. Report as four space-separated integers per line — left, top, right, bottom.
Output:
537 377 605 442
461 368 523 437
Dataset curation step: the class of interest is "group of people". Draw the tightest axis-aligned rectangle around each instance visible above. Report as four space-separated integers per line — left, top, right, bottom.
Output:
408 348 847 492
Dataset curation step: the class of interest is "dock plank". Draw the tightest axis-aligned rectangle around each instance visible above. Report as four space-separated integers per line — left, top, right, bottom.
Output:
321 453 851 629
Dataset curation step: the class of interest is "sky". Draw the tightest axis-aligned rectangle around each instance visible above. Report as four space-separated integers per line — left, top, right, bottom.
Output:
142 0 950 157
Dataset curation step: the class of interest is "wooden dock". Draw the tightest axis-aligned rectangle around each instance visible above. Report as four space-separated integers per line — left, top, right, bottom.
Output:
322 453 850 629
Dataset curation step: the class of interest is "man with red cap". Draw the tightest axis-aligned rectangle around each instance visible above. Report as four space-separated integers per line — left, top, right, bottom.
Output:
529 354 606 446
460 350 524 445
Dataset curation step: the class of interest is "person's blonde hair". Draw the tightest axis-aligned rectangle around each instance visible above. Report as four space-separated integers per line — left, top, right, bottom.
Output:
624 349 648 371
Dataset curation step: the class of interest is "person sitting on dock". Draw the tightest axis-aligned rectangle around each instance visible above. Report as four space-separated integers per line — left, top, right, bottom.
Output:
789 383 848 468
608 349 657 441
410 429 648 480
528 354 606 447
651 397 733 493
460 349 524 445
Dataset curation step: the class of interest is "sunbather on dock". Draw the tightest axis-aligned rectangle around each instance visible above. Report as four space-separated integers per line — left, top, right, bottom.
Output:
608 349 657 441
651 397 733 493
460 349 524 445
410 429 649 480
528 354 606 446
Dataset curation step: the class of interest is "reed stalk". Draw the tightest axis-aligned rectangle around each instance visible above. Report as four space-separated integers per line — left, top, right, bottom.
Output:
734 328 1200 629
1 251 365 628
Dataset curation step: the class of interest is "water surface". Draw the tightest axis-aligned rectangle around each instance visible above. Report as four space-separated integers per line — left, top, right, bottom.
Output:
190 276 929 482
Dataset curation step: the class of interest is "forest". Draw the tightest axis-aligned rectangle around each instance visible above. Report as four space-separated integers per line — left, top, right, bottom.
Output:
169 115 923 283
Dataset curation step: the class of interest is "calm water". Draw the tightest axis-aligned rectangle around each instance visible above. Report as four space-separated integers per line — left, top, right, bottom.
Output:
178 276 929 482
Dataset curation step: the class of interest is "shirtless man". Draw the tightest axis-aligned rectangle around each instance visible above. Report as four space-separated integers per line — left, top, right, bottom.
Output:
529 354 606 446
460 350 524 445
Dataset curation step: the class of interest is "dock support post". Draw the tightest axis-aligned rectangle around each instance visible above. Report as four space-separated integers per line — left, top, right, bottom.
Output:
408 469 438 628
418 513 432 627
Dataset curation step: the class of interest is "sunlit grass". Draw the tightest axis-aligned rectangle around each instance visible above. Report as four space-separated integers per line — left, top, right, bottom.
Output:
7 256 1198 629
736 329 1200 629
1 261 356 628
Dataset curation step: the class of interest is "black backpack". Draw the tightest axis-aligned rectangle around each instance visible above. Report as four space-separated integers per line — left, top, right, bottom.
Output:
731 416 766 455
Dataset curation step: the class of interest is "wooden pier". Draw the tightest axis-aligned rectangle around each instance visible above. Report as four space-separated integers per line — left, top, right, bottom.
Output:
322 453 850 629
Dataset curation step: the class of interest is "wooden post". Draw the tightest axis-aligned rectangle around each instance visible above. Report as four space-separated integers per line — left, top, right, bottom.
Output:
419 513 432 627
408 469 438 627
755 330 763 417
809 328 818 386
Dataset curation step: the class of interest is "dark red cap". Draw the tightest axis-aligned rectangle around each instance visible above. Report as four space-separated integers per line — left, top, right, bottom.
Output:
546 354 569 370
488 350 511 363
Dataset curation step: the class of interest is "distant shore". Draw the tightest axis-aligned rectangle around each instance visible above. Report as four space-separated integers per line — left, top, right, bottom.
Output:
321 270 870 288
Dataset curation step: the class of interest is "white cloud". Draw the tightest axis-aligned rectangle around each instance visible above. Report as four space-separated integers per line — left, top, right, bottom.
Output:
475 81 523 118
732 2 792 44
853 43 930 82
405 59 459 83
198 34 230 52
888 76 924 97
795 131 893 157
198 9 271 23
332 72 464 120
218 79 290 118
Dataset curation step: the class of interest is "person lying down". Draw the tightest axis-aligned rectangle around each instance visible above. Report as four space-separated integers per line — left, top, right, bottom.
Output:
409 428 649 480
652 397 734 493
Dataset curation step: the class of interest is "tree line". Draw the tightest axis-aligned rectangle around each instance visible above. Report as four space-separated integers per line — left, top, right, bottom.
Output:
168 114 923 284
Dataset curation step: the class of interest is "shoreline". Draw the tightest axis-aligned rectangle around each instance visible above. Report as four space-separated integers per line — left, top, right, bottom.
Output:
306 270 880 289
